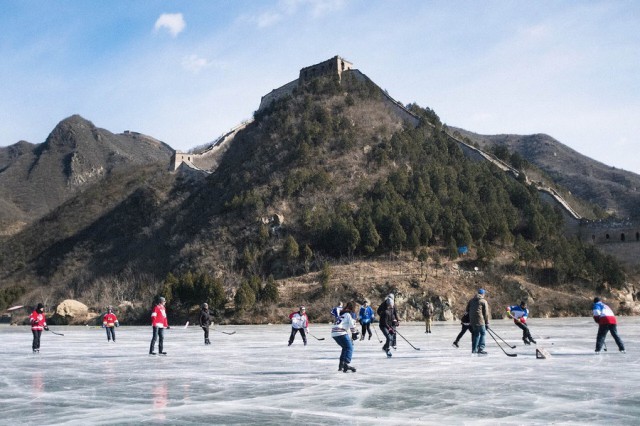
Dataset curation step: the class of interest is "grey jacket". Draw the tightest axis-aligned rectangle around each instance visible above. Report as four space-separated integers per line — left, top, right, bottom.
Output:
466 294 490 327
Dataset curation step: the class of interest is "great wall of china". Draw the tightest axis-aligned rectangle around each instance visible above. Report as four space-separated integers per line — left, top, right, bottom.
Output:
169 56 640 265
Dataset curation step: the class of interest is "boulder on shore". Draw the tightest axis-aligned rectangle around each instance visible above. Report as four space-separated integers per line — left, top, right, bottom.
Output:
49 299 97 325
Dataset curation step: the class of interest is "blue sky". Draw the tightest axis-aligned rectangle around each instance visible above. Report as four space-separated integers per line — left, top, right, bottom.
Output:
2 1 639 173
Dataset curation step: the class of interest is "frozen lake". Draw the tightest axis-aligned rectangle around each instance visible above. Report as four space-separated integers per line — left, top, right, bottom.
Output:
1 317 639 425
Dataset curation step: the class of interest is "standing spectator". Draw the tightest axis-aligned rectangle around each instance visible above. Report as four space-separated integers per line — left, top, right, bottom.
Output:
331 301 359 372
452 311 471 348
102 306 119 343
592 297 625 353
288 306 309 346
29 303 48 353
331 301 344 320
422 300 434 333
377 294 399 357
466 289 490 355
358 300 375 340
507 301 536 345
199 303 212 345
149 297 169 355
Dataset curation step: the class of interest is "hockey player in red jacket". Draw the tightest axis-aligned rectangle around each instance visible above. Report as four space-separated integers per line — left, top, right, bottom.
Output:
149 297 169 355
30 303 48 353
102 306 120 343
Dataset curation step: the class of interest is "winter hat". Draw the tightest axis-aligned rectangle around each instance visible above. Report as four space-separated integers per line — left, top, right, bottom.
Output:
593 297 601 303
202 303 208 309
36 303 44 310
158 296 166 303
478 289 486 295
388 293 395 300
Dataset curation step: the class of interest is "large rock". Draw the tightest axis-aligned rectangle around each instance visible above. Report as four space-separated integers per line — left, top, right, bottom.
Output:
50 299 96 325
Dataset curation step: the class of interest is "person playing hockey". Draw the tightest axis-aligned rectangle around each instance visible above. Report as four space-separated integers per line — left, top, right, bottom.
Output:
506 301 536 345
331 301 343 320
466 289 490 355
149 296 169 355
358 300 375 340
102 306 119 343
452 311 471 348
288 306 309 346
29 303 48 353
422 300 434 333
199 303 212 345
592 297 625 353
377 294 399 357
332 301 359 372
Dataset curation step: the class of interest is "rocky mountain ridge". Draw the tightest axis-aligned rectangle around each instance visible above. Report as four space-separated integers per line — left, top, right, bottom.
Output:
0 115 173 235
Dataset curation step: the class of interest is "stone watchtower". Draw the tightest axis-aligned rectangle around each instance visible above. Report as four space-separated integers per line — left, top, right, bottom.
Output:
258 55 353 111
299 56 353 83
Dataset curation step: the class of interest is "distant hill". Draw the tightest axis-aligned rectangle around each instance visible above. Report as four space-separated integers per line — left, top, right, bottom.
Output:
450 129 640 219
0 115 173 235
0 58 636 323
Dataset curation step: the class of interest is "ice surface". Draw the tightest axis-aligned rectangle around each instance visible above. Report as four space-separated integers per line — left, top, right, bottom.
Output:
1 317 639 425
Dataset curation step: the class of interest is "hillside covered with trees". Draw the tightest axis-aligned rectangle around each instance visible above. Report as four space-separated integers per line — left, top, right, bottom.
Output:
0 72 631 323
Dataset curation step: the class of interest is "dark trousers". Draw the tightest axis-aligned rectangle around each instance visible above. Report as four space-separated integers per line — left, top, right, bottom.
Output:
202 326 209 341
471 325 486 353
596 324 625 351
361 322 372 338
150 327 165 353
333 334 354 364
289 328 307 344
454 324 471 343
105 327 116 341
514 321 533 342
32 330 42 350
380 324 396 351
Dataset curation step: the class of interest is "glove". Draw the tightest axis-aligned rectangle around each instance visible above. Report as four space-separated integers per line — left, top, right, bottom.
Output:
102 324 106 328
485 324 490 329
44 326 49 331
115 321 120 327
352 332 360 341
166 326 171 329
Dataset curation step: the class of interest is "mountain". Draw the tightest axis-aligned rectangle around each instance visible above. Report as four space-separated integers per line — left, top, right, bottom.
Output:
1 57 636 323
0 115 174 235
449 129 640 219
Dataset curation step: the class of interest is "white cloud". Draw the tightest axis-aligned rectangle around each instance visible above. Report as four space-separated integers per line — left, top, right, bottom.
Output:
154 13 186 37
256 11 282 28
243 0 347 28
182 54 210 73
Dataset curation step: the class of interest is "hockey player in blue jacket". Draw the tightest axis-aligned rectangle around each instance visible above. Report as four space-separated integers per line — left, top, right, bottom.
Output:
358 300 375 341
507 301 536 345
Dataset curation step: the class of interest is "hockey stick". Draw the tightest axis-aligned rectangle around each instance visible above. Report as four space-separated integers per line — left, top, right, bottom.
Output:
373 325 383 343
487 328 517 357
46 329 64 336
487 327 516 349
394 329 420 351
213 329 236 335
307 331 325 341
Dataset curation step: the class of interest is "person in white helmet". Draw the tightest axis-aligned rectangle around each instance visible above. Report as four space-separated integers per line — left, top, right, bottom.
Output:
377 294 399 357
